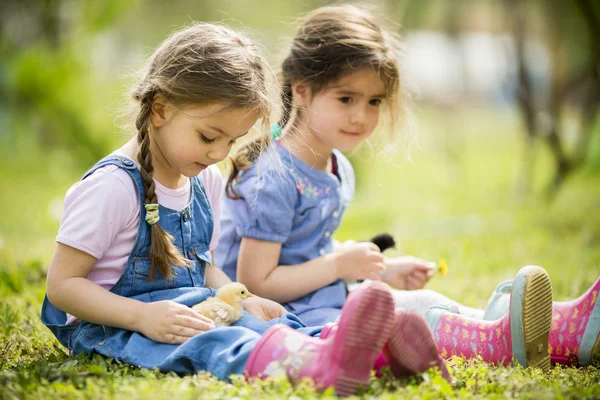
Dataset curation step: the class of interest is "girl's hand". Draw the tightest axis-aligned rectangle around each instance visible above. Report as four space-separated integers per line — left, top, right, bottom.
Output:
382 256 435 290
136 300 216 344
242 296 286 321
333 241 386 281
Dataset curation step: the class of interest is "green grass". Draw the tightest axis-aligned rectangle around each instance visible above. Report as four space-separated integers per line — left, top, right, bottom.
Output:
1 108 600 399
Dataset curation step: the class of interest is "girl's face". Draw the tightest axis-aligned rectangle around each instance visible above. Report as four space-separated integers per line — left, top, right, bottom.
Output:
296 68 386 152
150 102 259 180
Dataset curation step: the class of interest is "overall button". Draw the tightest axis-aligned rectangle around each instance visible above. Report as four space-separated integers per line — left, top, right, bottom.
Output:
319 248 326 256
325 231 331 238
181 208 191 222
121 159 134 167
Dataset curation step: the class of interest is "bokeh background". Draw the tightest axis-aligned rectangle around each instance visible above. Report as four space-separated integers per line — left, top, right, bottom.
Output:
1 0 599 309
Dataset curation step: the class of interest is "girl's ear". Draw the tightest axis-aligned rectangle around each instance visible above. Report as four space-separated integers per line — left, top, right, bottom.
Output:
150 94 173 128
291 82 312 108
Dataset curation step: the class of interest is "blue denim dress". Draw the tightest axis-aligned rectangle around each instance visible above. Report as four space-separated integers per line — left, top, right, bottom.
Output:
216 143 355 326
41 154 321 380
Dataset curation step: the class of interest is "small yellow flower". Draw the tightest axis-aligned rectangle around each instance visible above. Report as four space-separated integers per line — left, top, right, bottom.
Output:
437 259 448 277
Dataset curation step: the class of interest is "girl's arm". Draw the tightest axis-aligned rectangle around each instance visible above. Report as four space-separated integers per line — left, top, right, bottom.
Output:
47 243 215 344
204 252 232 288
237 237 385 304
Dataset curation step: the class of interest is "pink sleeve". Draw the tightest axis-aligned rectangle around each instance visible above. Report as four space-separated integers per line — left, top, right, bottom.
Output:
56 166 138 259
201 166 223 251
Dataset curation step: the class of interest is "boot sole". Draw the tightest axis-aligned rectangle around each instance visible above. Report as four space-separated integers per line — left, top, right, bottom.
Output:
384 310 451 381
511 266 553 370
333 282 394 396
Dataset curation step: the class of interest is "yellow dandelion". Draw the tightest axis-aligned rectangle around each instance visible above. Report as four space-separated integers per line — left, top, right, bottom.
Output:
437 259 448 277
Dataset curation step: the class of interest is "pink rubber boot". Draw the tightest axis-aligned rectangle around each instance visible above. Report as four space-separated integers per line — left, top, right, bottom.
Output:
484 275 600 366
549 276 600 366
321 309 451 382
384 309 451 381
319 323 390 375
426 265 553 370
244 281 395 397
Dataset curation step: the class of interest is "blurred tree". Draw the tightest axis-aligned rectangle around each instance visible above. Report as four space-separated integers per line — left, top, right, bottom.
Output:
0 0 135 168
505 0 599 196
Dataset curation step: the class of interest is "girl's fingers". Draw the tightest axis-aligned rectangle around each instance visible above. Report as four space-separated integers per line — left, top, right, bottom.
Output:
408 272 428 289
174 314 216 331
367 243 381 252
412 258 436 270
416 269 431 282
164 333 192 344
407 276 419 289
366 262 385 280
369 252 384 263
169 324 204 338
367 271 382 281
195 313 216 325
184 307 217 324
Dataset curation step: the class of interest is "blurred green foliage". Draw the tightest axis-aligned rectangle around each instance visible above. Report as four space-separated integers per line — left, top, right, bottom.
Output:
0 0 597 282
0 0 597 182
1 0 137 166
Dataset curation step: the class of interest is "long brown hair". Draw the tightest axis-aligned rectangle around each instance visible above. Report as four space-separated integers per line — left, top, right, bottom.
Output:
130 23 276 279
225 4 406 199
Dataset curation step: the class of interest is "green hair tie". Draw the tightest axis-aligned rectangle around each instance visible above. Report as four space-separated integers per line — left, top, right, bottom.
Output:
271 123 282 141
144 203 160 225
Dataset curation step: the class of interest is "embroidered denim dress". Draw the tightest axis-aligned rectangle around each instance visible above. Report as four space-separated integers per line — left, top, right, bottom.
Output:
41 154 321 380
216 143 355 326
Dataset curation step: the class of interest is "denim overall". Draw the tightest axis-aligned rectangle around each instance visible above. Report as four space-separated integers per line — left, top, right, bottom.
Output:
41 154 321 380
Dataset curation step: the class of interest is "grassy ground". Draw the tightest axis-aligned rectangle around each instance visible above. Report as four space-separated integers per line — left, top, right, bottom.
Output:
1 108 599 399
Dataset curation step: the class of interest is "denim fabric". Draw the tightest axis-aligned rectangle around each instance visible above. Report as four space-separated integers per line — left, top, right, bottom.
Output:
41 154 321 381
216 142 355 326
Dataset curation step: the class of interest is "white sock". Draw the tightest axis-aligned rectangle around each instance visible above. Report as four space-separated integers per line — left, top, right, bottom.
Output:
390 289 486 319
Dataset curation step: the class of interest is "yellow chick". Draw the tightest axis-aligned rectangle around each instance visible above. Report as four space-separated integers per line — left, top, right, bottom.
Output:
192 282 253 326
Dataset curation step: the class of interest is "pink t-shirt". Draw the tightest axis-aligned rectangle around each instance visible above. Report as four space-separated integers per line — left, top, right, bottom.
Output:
57 152 222 323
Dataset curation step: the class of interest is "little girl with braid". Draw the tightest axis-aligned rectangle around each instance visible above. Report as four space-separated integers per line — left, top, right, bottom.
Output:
217 3 599 376
41 23 433 397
